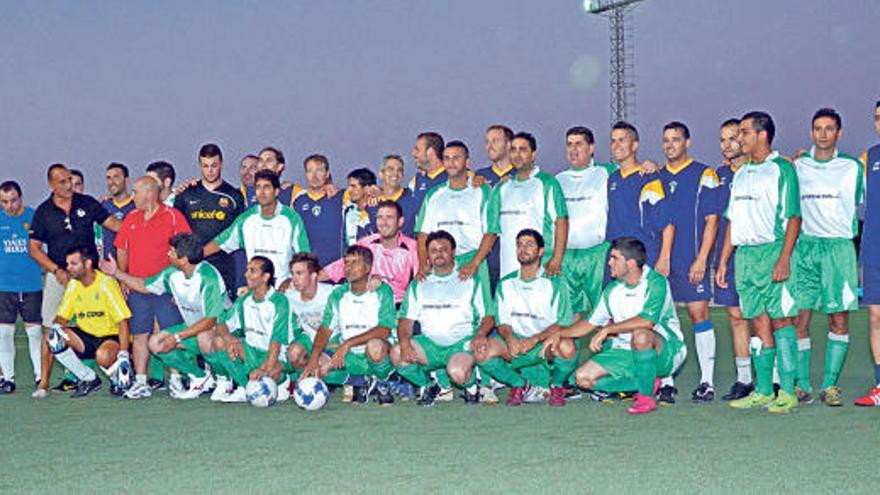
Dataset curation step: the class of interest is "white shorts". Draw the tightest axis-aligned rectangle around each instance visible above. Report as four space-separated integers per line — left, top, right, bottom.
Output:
41 273 66 327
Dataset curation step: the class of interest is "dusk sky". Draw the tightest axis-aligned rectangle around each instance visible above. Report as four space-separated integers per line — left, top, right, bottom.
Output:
2 0 878 201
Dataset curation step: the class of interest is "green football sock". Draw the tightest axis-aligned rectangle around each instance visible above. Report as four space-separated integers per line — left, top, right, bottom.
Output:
212 352 249 386
83 358 96 370
773 326 797 394
433 369 452 388
479 358 526 387
148 354 165 382
461 371 476 388
632 349 657 396
592 375 638 393
521 364 551 387
821 333 849 389
201 351 228 379
752 345 776 397
397 363 429 387
370 356 393 381
63 369 78 383
796 338 812 392
551 356 578 387
157 349 204 378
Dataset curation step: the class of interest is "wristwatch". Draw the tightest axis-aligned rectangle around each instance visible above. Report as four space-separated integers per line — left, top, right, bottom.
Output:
174 334 182 344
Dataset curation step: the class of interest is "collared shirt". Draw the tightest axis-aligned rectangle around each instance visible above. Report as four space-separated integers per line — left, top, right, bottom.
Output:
292 190 345 267
114 204 191 277
100 195 135 259
474 163 514 188
726 151 800 246
0 206 42 292
556 161 618 250
30 193 111 266
379 187 419 236
323 232 419 303
794 147 863 239
409 165 448 208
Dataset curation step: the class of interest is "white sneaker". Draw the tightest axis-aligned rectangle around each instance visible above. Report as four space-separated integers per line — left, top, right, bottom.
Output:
277 376 291 402
174 373 216 400
32 388 48 399
480 386 499 405
210 377 233 402
220 386 247 403
524 385 549 403
436 387 454 402
124 382 152 400
168 375 186 398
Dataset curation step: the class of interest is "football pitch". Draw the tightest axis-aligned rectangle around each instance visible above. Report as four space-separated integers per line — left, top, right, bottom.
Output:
2 308 879 494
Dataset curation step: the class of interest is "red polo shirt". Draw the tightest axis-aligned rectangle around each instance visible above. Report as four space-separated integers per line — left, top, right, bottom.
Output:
114 204 191 277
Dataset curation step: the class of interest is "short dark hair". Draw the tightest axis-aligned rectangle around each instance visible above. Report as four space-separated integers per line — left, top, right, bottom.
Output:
254 169 281 190
347 168 377 187
0 180 22 197
303 154 330 171
426 230 456 251
260 146 285 165
611 236 647 269
376 200 403 219
741 111 775 145
170 233 203 264
106 162 129 178
512 132 537 151
486 124 514 142
417 132 445 159
612 121 639 142
812 107 842 129
70 169 84 181
250 255 276 287
146 161 176 185
444 140 469 158
345 245 373 266
290 252 321 274
516 228 544 249
663 121 691 140
566 126 595 145
241 154 259 163
65 244 98 269
47 163 68 181
199 143 223 161
382 154 404 169
875 100 880 110
720 118 741 129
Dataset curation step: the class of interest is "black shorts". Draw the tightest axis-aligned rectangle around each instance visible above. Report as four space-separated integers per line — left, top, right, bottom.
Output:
0 291 42 324
70 327 116 359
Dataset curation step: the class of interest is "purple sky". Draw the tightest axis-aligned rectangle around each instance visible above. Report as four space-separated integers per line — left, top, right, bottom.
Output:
2 0 878 202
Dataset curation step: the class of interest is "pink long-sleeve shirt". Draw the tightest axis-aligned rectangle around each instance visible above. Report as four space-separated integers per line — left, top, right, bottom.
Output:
324 232 419 303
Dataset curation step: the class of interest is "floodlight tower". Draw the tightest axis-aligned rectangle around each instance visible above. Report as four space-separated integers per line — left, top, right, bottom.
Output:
585 0 646 125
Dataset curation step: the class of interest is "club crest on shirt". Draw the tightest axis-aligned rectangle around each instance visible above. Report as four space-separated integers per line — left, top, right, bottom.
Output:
609 181 618 192
668 181 678 194
76 208 85 217
218 197 230 208
311 205 322 217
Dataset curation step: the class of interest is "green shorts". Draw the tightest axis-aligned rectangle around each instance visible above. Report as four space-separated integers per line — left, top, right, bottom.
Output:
562 241 610 315
734 241 799 320
164 323 201 355
414 334 472 371
795 236 858 314
590 337 686 379
324 351 372 385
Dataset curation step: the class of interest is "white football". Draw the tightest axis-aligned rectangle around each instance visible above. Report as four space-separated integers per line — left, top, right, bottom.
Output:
246 376 278 408
293 377 329 411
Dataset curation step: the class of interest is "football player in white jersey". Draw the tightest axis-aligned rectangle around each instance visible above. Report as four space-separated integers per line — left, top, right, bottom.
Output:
284 253 336 375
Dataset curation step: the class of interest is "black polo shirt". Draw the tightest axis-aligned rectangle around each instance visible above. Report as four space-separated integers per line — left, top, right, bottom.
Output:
30 193 110 266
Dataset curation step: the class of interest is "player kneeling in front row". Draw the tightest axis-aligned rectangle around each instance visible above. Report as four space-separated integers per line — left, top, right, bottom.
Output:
544 237 687 415
391 230 495 406
473 229 577 407
283 253 335 382
300 245 397 404
210 256 292 402
35 245 132 399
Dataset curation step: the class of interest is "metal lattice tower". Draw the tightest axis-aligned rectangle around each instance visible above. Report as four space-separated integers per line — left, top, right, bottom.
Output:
586 0 645 125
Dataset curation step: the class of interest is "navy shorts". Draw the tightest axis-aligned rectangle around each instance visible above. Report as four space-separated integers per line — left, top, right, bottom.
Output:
862 264 880 305
128 292 183 335
0 291 42 324
668 266 711 303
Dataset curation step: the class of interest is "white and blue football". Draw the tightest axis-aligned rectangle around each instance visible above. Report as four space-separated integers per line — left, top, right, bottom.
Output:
293 377 329 411
246 376 278 408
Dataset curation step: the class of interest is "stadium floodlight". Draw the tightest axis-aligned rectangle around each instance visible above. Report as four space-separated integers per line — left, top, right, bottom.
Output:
585 0 647 125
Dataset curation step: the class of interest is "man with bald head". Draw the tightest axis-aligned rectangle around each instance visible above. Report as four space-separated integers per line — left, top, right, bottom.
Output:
111 176 191 398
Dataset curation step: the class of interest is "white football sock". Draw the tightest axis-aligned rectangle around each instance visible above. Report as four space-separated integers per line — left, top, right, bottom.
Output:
694 323 716 386
25 325 43 381
136 374 147 385
772 364 780 385
54 348 97 381
0 324 15 380
660 376 674 387
735 357 753 385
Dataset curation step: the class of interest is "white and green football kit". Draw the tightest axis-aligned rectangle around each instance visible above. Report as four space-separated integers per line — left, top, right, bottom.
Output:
415 179 493 284
285 282 336 353
487 167 569 279
726 151 801 319
556 162 617 314
214 288 292 386
143 261 230 377
477 269 577 388
395 269 493 387
794 148 863 313
213 201 310 285
587 267 686 381
319 282 397 383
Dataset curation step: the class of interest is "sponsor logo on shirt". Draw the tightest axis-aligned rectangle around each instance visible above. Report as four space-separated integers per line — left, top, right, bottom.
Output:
733 194 758 201
801 193 840 200
510 311 539 319
190 210 226 221
76 311 106 319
